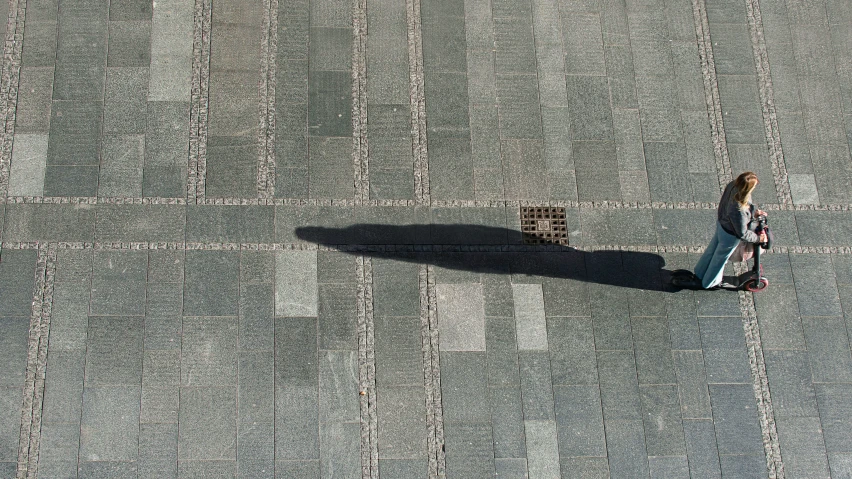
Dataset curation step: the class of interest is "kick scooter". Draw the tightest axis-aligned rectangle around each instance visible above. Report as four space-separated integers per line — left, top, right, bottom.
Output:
671 214 772 292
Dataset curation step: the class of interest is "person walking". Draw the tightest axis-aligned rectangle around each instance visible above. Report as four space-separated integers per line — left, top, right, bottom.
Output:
693 171 768 289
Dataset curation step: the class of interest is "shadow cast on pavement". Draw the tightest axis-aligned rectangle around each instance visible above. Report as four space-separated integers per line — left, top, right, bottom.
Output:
296 224 686 292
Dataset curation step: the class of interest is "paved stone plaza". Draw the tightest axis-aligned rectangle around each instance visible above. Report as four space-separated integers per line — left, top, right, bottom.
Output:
0 0 852 477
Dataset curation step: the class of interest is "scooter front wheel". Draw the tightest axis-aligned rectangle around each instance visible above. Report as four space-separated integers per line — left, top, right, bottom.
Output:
744 278 769 292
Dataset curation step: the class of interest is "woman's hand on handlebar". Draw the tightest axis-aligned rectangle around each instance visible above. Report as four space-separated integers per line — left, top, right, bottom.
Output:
759 231 767 244
756 209 767 217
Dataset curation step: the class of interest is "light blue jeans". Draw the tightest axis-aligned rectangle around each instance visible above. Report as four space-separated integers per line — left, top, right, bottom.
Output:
694 222 741 289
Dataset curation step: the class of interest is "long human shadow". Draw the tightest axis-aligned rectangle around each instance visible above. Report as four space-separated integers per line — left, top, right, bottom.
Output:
296 224 682 291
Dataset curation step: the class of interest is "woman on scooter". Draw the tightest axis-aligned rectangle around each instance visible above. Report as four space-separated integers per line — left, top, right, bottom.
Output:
693 171 768 290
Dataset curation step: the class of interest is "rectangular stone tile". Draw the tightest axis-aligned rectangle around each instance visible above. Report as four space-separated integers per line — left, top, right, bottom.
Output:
604 419 650 479
98 134 144 196
0 315 28 390
436 283 485 351
776 416 831 477
376 386 427 459
597 350 641 421
500 139 547 199
553 385 606 458
699 317 751 384
430 207 508 244
37 422 80 476
489 386 525 458
140 385 179 424
562 12 606 75
79 386 141 462
4 204 95 241
524 420 560 478
138 423 177 478
374 315 422 388
142 349 179 385
673 351 712 420
644 141 694 203
511 283 546 351
239 284 274 352
319 422 359 478
427 137 474 200
179 387 237 460
178 461 236 478
15 67 54 132
183 251 240 317
148 0 193 102
579 208 656 246
802 316 852 383
41 349 85 424
547 317 597 385
573 141 620 201
275 460 320 478
441 351 489 423
708 384 765 456
443 422 495 479
181 317 238 386
0 388 21 461
185 206 274 243
85 316 143 385
640 385 686 456
765 350 819 418
486 316 520 387
0 250 37 317
648 456 689 478
682 419 722 479
493 16 537 74
631 317 675 385
275 204 355 243
558 457 608 478
815 384 852 453
95 204 185 242
519 351 555 421
204 143 257 198
753 285 806 350
566 76 614 141
422 14 467 72
308 70 352 137
238 351 274 463
8 133 48 196
316 283 357 351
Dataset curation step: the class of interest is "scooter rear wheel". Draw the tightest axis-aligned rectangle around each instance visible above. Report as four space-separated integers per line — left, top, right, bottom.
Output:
744 278 769 292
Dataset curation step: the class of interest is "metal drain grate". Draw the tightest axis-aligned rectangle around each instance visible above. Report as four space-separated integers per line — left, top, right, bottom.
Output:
520 207 569 245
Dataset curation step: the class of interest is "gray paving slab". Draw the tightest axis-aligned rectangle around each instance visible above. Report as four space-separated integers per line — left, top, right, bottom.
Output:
5 0 852 475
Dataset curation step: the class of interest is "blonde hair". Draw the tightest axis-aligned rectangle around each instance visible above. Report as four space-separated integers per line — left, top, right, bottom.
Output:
733 171 758 208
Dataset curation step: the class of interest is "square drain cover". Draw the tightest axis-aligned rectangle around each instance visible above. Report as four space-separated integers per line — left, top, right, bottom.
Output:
520 207 569 245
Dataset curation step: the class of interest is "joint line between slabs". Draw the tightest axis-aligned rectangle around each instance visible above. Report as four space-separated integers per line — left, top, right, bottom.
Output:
745 0 792 205
0 0 27 198
735 263 784 478
691 0 733 192
420 265 445 478
357 256 378 478
257 0 278 199
406 0 429 206
16 246 55 479
352 0 369 203
188 0 212 202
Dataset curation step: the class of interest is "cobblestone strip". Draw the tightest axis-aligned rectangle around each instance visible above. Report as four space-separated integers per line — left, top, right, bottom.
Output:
356 256 379 478
16 246 55 479
257 0 278 198
745 0 791 205
420 265 445 478
735 263 785 479
353 0 369 202
691 0 733 191
0 0 26 197
188 0 212 202
406 0 429 206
